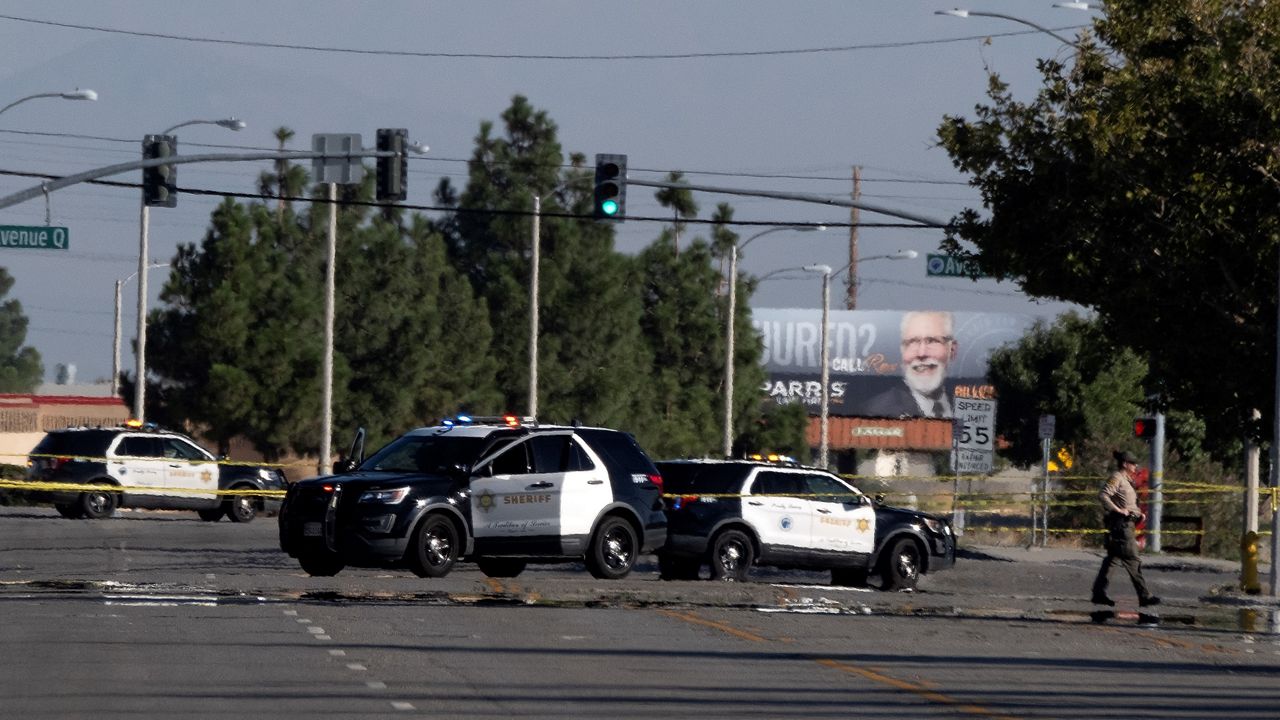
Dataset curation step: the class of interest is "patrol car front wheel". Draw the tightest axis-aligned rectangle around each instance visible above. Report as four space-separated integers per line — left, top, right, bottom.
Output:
225 494 257 523
709 529 753 582
586 516 638 580
407 513 461 578
880 537 922 591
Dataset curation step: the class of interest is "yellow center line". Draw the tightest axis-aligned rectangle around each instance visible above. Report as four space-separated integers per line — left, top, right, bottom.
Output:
659 609 1023 720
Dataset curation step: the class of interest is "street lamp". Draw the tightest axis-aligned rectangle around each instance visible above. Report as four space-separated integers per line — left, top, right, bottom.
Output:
0 88 97 117
935 8 1079 46
134 117 246 422
722 225 826 457
113 263 168 396
804 250 919 469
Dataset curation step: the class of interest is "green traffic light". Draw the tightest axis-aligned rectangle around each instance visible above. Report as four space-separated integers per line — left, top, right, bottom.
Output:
601 199 619 216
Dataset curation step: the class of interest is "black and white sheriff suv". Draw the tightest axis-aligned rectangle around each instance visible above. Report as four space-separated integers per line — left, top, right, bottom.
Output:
278 417 667 580
655 457 955 590
25 423 287 522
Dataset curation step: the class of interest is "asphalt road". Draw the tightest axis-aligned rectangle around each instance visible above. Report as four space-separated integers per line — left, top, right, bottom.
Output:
2 505 1279 719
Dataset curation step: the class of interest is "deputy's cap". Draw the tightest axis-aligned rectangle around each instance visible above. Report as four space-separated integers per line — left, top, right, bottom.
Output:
1114 450 1140 464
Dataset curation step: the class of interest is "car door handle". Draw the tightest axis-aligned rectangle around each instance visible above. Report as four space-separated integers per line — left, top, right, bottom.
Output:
587 479 604 485
747 500 763 506
816 508 832 514
526 481 554 489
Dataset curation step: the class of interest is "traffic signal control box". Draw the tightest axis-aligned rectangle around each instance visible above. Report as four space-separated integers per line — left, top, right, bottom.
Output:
142 134 178 208
593 153 627 220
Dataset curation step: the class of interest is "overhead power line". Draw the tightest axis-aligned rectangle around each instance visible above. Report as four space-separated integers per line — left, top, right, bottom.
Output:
0 13 1087 61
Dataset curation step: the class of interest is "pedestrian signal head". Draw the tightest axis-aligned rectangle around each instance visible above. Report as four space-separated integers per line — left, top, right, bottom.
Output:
1133 417 1156 439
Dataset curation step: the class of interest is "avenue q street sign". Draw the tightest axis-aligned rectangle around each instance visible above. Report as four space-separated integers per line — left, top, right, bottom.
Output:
952 396 996 474
926 253 989 279
0 225 69 250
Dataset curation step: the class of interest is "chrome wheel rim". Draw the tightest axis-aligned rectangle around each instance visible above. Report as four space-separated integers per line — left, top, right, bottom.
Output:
602 527 633 570
718 540 744 574
86 491 109 515
425 526 453 566
896 548 919 580
231 497 253 520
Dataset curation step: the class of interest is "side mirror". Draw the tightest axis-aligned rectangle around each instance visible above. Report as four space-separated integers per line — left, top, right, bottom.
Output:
874 493 886 504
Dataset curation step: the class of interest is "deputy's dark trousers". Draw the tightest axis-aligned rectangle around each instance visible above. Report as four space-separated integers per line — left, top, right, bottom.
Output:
1091 515 1152 601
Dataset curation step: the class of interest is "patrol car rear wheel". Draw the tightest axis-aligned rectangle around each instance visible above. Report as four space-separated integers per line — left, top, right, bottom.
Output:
407 513 460 578
225 492 257 523
585 516 638 580
709 529 753 582
79 484 117 519
476 558 527 578
880 537 922 591
297 549 344 577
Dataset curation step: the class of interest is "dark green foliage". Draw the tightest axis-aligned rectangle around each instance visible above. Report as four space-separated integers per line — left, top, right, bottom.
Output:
937 0 1280 455
735 401 810 459
987 313 1149 468
0 267 42 392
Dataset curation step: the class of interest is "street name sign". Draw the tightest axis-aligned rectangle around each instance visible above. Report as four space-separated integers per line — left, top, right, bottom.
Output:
0 225 68 250
926 253 989 278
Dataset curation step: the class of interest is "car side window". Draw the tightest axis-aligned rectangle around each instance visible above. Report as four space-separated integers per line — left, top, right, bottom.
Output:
118 436 163 458
529 435 570 473
163 438 209 461
751 471 804 497
804 474 859 503
566 439 594 471
490 441 532 476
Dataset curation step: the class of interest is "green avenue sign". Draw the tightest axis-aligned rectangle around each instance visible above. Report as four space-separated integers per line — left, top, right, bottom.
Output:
926 253 987 278
0 225 69 250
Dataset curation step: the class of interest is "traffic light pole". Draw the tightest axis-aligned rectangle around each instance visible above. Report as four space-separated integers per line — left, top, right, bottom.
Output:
1150 411 1165 553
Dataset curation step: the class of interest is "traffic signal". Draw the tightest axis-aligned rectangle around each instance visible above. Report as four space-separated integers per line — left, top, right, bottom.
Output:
1133 417 1157 439
593 153 627 220
376 128 407 202
142 134 177 208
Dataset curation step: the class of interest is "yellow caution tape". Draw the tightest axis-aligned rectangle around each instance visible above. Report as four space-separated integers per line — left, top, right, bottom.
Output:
0 478 285 498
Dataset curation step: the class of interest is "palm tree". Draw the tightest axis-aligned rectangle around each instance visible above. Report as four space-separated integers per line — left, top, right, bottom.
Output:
654 171 699 256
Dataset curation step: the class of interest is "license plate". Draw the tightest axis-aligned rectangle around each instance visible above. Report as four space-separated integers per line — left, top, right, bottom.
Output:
303 522 323 537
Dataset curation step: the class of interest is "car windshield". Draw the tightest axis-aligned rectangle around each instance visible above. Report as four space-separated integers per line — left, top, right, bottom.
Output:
358 434 491 474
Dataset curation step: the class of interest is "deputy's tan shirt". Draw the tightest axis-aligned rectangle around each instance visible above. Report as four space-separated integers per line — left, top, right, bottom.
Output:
1099 470 1140 517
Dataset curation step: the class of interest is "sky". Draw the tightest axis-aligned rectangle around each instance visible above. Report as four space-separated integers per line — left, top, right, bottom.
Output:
0 1 1096 384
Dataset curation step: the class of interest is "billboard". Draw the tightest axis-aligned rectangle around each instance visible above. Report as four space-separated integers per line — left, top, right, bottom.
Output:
753 309 1035 419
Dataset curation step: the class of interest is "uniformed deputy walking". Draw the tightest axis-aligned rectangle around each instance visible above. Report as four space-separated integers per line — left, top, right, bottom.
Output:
1091 450 1160 607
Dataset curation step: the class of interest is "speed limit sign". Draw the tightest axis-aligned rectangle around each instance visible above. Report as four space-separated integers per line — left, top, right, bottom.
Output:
954 397 996 452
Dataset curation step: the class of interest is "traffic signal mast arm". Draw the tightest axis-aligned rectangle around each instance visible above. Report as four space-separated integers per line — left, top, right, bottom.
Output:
625 177 948 227
0 149 403 211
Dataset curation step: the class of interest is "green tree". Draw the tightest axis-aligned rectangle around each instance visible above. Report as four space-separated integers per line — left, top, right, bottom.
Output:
0 267 42 391
986 313 1149 469
937 0 1280 454
654 171 699 255
444 96 650 429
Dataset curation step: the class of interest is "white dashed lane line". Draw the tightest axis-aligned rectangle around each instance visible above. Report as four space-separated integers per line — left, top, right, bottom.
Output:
283 608 415 713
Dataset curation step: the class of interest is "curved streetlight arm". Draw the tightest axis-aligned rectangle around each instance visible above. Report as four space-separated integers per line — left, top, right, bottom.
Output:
0 88 97 117
936 9 1079 46
162 117 246 135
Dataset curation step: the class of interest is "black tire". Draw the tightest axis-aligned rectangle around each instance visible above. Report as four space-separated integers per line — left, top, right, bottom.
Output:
225 489 258 523
54 502 83 519
406 513 461 578
476 558 527 578
880 537 923 591
708 529 754 582
297 549 344 577
197 507 224 522
585 515 638 580
831 567 869 587
79 483 117 519
658 553 701 581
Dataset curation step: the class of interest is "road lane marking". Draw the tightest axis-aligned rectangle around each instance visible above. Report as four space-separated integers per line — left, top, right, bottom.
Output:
390 701 415 711
346 663 367 671
366 681 387 689
329 650 346 657
660 609 1023 720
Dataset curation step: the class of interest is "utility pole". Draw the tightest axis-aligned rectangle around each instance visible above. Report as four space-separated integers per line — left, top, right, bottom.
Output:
846 166 861 310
